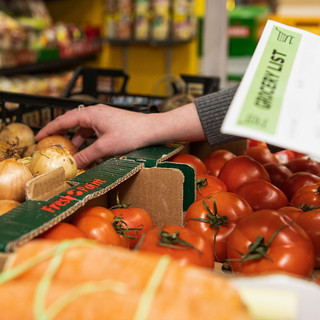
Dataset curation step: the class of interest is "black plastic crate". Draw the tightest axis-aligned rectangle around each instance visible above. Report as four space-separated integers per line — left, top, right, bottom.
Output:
180 74 220 96
62 66 130 98
62 66 164 111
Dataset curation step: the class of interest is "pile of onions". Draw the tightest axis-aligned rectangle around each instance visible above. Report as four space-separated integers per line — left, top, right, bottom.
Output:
29 145 78 181
36 135 77 155
0 122 35 155
0 158 33 202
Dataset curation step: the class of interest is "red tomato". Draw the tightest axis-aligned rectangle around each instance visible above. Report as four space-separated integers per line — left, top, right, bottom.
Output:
169 153 208 175
281 172 320 200
110 207 154 249
184 192 252 262
247 139 267 148
263 163 293 189
138 225 214 268
196 174 227 200
73 206 115 223
227 209 314 277
203 149 236 177
241 146 280 165
274 149 296 164
285 157 320 176
234 180 289 211
279 205 320 268
73 207 130 248
290 183 320 207
277 206 302 221
38 222 87 241
218 155 270 192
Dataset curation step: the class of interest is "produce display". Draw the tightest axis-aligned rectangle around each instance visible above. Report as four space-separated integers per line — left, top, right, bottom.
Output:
2 127 320 318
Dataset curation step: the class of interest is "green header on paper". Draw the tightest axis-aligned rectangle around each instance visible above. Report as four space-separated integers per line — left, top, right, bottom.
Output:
237 25 302 134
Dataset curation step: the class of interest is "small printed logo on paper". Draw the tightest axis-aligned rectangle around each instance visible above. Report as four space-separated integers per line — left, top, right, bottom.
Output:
275 27 295 44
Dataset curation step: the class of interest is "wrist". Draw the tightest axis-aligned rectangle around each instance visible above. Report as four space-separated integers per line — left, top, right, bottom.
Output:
144 103 206 146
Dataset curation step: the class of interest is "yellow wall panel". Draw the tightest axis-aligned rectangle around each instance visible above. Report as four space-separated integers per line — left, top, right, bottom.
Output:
46 0 105 26
172 40 199 75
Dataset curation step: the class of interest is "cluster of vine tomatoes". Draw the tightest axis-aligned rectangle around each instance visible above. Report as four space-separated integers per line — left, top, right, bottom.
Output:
39 202 154 249
170 144 320 278
38 196 215 269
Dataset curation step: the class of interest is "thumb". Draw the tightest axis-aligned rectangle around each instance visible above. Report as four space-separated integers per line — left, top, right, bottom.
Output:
73 143 107 169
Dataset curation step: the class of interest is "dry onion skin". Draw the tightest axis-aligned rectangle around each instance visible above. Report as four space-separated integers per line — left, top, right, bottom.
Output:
36 135 77 155
23 143 37 158
29 145 78 181
0 199 20 216
0 123 35 155
18 156 31 169
0 158 33 202
0 141 22 162
0 141 12 160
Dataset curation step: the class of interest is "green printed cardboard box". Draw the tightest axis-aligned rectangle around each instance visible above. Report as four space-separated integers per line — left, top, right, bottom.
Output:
0 144 196 266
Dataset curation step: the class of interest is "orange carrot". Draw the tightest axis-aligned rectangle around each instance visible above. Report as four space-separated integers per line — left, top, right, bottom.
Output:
0 239 250 320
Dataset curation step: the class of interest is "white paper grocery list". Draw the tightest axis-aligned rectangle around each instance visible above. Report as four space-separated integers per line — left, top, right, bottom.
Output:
221 20 320 158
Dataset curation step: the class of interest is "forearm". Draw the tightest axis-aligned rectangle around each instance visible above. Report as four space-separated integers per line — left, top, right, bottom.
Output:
145 102 206 145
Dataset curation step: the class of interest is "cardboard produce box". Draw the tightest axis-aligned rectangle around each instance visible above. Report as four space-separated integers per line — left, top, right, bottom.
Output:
0 145 196 268
122 143 196 211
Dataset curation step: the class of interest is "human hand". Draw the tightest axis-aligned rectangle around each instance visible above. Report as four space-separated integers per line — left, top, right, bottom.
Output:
35 104 155 168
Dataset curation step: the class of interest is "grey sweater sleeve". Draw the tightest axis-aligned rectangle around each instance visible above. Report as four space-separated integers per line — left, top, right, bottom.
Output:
194 85 240 146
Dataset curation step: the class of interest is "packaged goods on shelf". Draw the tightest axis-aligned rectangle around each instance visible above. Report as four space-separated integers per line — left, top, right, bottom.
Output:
105 0 134 40
0 73 72 97
104 0 197 42
172 0 198 40
104 0 118 39
151 0 171 41
0 0 101 69
134 0 151 40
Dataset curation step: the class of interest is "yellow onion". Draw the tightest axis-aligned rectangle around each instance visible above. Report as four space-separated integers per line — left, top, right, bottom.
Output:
23 143 37 157
18 156 31 170
0 158 33 202
36 135 77 155
29 145 78 181
0 199 20 216
0 123 35 154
